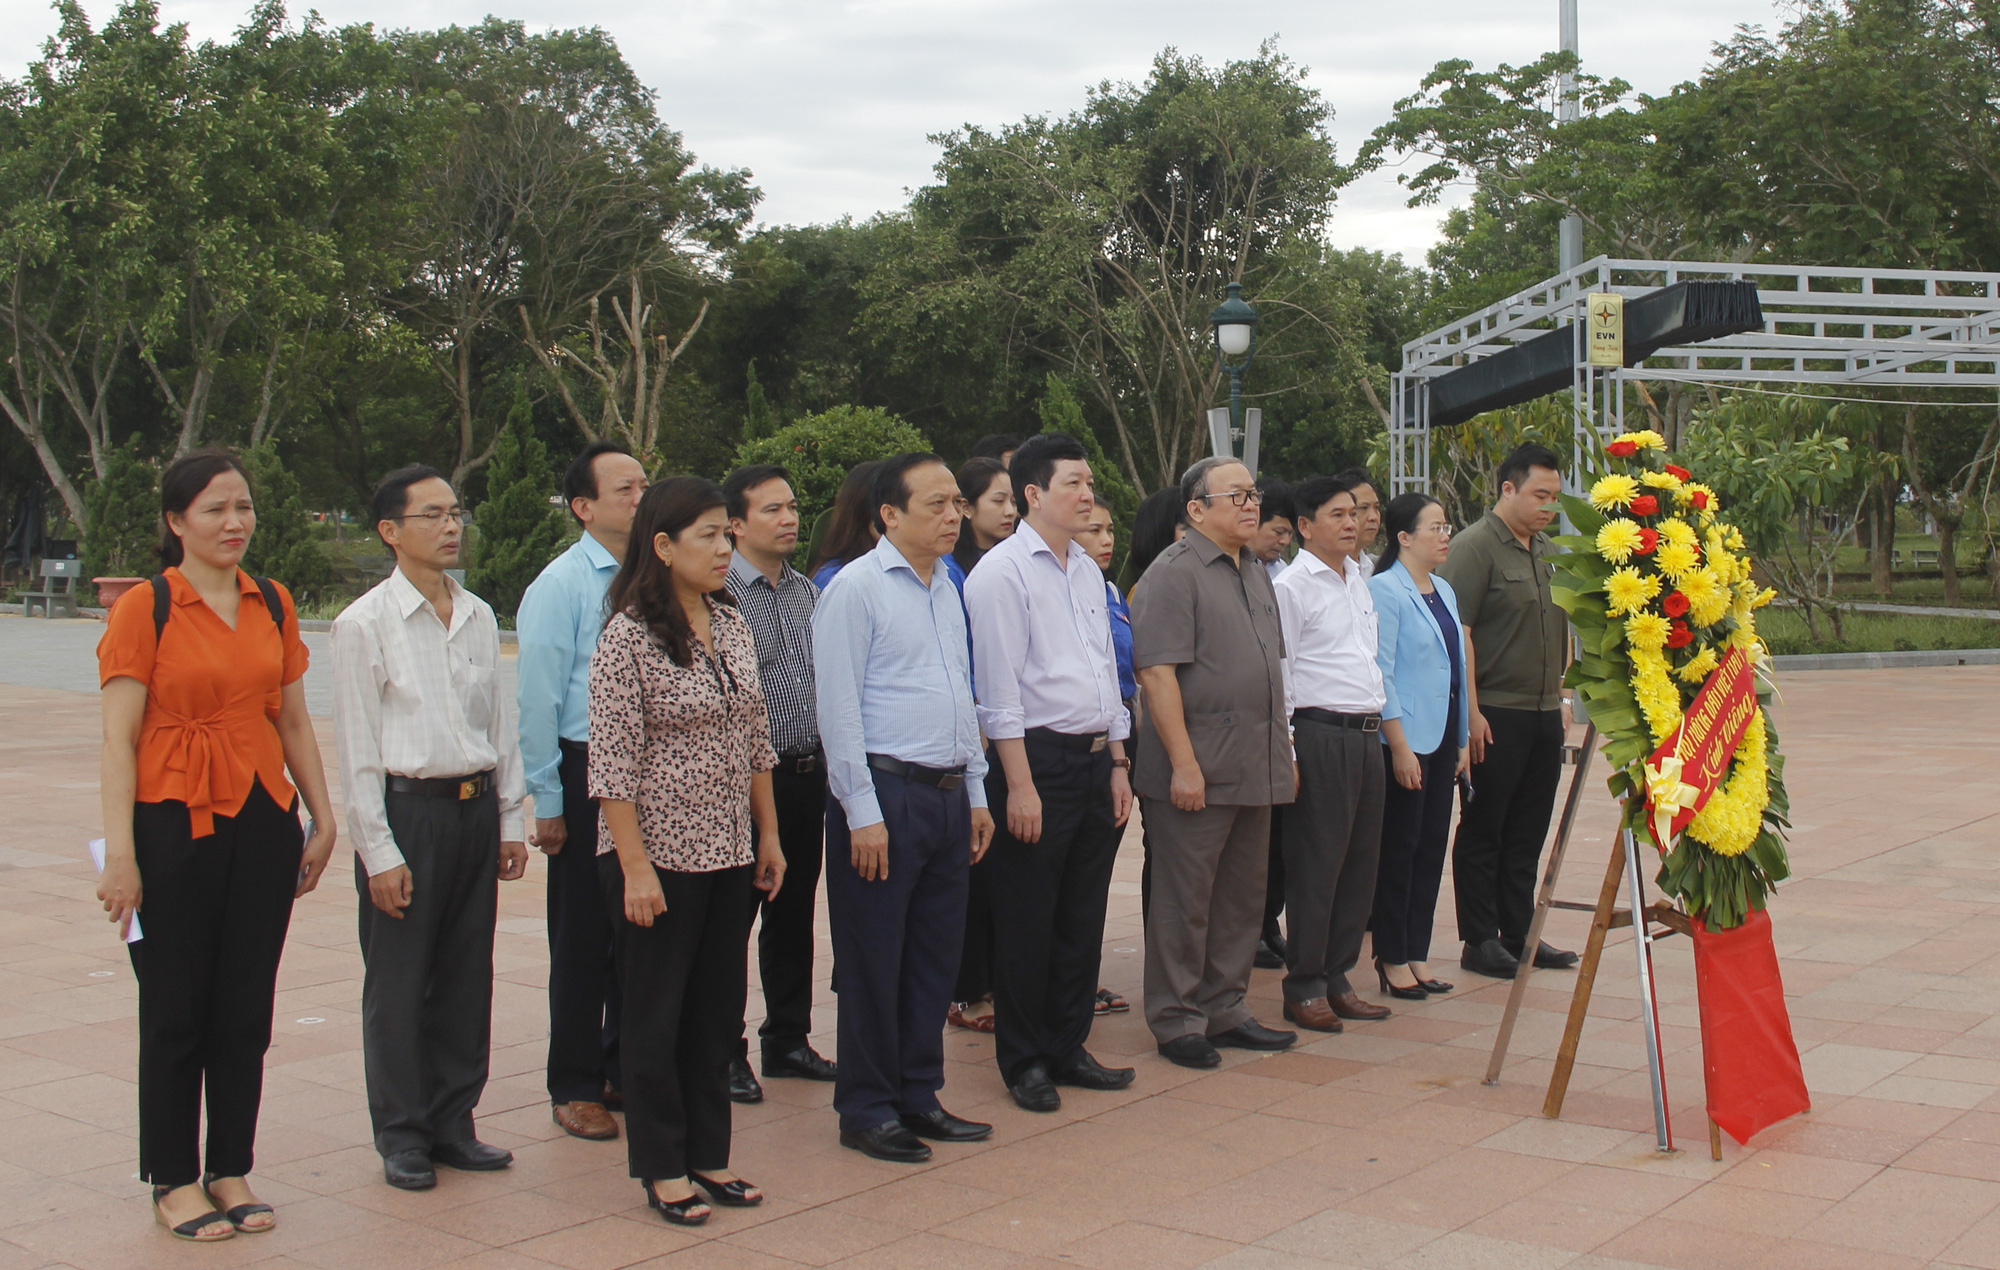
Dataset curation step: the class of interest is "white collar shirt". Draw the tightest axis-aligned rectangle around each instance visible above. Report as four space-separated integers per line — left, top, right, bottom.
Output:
1273 548 1387 715
332 567 526 875
963 520 1131 742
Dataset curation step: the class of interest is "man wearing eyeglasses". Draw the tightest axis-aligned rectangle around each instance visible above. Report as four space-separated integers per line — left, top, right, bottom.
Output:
1131 456 1298 1070
332 465 528 1191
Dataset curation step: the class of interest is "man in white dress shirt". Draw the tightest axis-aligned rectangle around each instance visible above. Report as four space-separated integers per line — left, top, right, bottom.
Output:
963 434 1135 1113
1272 473 1390 1033
332 465 529 1191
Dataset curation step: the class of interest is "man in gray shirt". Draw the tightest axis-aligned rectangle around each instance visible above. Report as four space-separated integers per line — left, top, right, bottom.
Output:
1131 456 1298 1069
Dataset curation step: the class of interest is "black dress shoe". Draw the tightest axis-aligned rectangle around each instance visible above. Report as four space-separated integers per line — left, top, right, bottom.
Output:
1533 942 1580 970
431 1139 512 1171
1051 1049 1136 1091
382 1149 435 1190
899 1108 994 1142
1008 1062 1062 1112
1208 1020 1297 1051
840 1121 933 1163
1461 939 1520 979
1253 937 1285 969
763 1046 838 1082
728 1058 764 1104
1157 1034 1222 1068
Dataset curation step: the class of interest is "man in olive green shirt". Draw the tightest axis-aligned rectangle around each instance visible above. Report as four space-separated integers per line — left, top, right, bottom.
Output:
1436 443 1579 979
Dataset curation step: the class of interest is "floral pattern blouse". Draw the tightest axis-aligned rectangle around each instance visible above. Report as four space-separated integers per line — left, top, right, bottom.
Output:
587 603 777 872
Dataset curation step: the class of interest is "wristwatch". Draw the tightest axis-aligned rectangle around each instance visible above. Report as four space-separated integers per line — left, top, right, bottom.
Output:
1111 758 1132 770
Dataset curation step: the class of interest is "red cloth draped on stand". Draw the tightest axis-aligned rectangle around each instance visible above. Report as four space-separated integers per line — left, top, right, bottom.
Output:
1692 908 1810 1144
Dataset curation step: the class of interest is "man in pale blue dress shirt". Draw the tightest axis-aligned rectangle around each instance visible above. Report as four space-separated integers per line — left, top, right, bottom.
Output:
516 441 647 1141
813 453 998 1164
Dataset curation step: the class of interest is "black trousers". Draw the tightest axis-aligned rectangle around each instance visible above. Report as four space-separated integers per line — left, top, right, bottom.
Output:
984 737 1120 1084
952 856 996 1005
547 742 621 1104
355 787 498 1156
824 770 969 1130
1373 738 1459 965
1453 706 1564 947
746 762 827 1057
130 780 302 1187
1263 809 1287 941
1281 722 1386 1002
602 855 752 1180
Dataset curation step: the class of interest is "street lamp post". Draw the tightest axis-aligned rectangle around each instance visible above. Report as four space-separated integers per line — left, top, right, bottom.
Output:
1207 281 1260 470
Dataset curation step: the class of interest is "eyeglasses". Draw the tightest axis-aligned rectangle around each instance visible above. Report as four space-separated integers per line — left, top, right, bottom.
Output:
1196 488 1264 508
394 508 473 527
1421 522 1454 537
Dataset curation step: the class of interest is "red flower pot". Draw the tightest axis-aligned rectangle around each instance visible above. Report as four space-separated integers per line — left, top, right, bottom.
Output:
93 576 147 611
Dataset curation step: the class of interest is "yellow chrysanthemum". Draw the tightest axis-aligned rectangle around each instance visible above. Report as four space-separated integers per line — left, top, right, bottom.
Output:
1641 470 1684 490
1674 481 1718 510
1675 646 1720 684
1604 566 1663 617
1725 526 1746 551
1751 587 1776 608
1659 518 1698 549
1626 612 1672 651
1612 429 1667 451
1654 540 1700 582
1681 569 1731 627
1631 646 1683 743
1686 710 1769 857
1596 519 1644 564
1589 474 1640 512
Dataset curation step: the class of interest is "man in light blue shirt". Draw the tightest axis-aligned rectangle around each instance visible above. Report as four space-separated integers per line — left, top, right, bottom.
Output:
813 453 996 1165
515 440 647 1142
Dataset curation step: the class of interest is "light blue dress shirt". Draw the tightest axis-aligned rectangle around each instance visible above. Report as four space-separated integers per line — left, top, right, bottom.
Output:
515 531 619 819
812 536 988 829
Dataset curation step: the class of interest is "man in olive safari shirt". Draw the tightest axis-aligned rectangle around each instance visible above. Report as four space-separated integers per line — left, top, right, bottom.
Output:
1436 443 1579 980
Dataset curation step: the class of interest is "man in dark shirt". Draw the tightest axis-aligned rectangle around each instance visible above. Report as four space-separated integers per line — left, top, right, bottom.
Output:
1436 443 1579 979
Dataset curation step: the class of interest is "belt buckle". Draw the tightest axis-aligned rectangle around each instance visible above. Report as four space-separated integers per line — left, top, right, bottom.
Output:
936 774 963 791
797 754 818 774
1090 735 1108 753
458 778 480 800
1363 717 1380 733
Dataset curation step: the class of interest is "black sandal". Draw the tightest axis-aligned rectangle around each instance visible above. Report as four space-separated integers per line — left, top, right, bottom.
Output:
152 1186 234 1242
689 1170 762 1207
202 1173 275 1233
643 1180 710 1226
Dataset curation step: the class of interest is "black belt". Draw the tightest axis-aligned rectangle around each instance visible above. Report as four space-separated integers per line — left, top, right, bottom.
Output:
775 750 821 774
866 754 965 790
558 738 587 756
387 770 495 800
1024 727 1110 753
1292 708 1381 733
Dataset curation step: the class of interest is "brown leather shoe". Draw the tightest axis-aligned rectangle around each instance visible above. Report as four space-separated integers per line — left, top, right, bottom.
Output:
1281 998 1344 1033
553 1101 619 1140
1329 990 1392 1021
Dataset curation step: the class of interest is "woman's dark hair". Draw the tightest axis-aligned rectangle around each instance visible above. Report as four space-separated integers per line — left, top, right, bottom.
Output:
160 449 252 569
606 477 733 668
1128 486 1188 582
1377 491 1443 575
811 460 883 576
954 456 1009 560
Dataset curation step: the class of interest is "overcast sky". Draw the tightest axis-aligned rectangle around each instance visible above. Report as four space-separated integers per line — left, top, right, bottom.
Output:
1 0 1791 262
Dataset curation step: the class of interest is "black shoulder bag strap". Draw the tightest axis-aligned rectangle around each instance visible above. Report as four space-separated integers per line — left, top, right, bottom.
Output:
150 573 287 640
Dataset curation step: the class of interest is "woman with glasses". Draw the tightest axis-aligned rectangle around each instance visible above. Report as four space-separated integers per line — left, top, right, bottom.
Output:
1367 494 1470 1000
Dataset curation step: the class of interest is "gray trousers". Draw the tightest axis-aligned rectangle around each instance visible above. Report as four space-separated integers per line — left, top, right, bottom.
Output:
1281 722 1387 1002
355 788 499 1156
1141 799 1271 1043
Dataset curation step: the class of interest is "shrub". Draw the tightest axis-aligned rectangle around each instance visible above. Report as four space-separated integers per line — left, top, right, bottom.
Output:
82 436 160 595
734 404 931 527
466 409 569 619
242 441 333 601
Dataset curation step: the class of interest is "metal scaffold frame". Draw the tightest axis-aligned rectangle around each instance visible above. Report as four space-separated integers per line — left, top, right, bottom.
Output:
1389 255 2000 498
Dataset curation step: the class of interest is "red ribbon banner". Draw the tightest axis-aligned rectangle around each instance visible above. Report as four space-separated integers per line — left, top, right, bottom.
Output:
1644 644 1758 847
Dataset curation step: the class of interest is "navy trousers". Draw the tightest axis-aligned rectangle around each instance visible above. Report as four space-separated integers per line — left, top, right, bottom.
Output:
546 742 621 1104
823 769 970 1130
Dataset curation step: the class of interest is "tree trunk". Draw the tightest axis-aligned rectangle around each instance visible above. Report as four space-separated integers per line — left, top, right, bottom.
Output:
1939 519 1960 605
1870 485 1894 596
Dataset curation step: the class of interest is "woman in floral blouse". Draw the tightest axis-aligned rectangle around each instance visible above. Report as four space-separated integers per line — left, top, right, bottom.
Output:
589 477 785 1227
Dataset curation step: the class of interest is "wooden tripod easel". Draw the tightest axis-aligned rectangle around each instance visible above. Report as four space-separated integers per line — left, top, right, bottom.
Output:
1481 721 1724 1161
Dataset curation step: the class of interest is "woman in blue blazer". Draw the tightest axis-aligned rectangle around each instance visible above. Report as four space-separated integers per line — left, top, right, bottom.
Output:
1367 493 1471 1001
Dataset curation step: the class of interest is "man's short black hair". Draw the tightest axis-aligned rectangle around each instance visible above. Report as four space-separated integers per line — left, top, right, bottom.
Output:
1258 478 1293 527
722 463 791 522
871 452 950 534
969 433 1022 462
563 440 635 526
1290 473 1359 529
1336 466 1378 498
1009 433 1089 509
1497 443 1562 495
372 464 450 527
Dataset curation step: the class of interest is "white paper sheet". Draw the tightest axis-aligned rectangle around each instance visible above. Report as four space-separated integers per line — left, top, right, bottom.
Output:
86 839 143 943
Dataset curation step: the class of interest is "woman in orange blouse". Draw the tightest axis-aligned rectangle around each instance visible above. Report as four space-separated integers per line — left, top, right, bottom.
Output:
589 477 785 1226
96 451 337 1242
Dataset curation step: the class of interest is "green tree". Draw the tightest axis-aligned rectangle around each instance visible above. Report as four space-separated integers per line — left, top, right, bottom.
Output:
734 404 929 528
241 439 331 600
81 435 159 589
465 398 568 618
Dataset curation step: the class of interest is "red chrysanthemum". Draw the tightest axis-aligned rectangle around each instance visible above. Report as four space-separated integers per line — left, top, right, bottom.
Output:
1636 527 1660 554
1629 494 1660 516
1606 440 1639 458
1661 591 1690 618
1666 620 1694 649
1689 490 1710 510
1664 464 1692 481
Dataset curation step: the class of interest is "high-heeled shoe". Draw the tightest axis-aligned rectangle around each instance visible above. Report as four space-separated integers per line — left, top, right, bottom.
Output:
1375 958 1429 1002
689 1170 762 1207
1412 970 1454 994
643 1180 711 1226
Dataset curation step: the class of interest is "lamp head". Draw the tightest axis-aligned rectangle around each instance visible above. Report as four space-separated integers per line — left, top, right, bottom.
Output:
1210 281 1258 358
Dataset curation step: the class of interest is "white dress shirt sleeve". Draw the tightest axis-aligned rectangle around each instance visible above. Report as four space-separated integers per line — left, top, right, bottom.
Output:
483 608 526 843
965 561 1030 742
813 575 883 830
1275 575 1306 720
331 614 402 876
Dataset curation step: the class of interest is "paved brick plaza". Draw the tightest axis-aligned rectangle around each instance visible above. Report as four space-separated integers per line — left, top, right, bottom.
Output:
4 612 2000 1269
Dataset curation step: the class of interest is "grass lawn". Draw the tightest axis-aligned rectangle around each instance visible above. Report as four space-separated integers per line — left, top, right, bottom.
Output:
1761 606 2000 656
